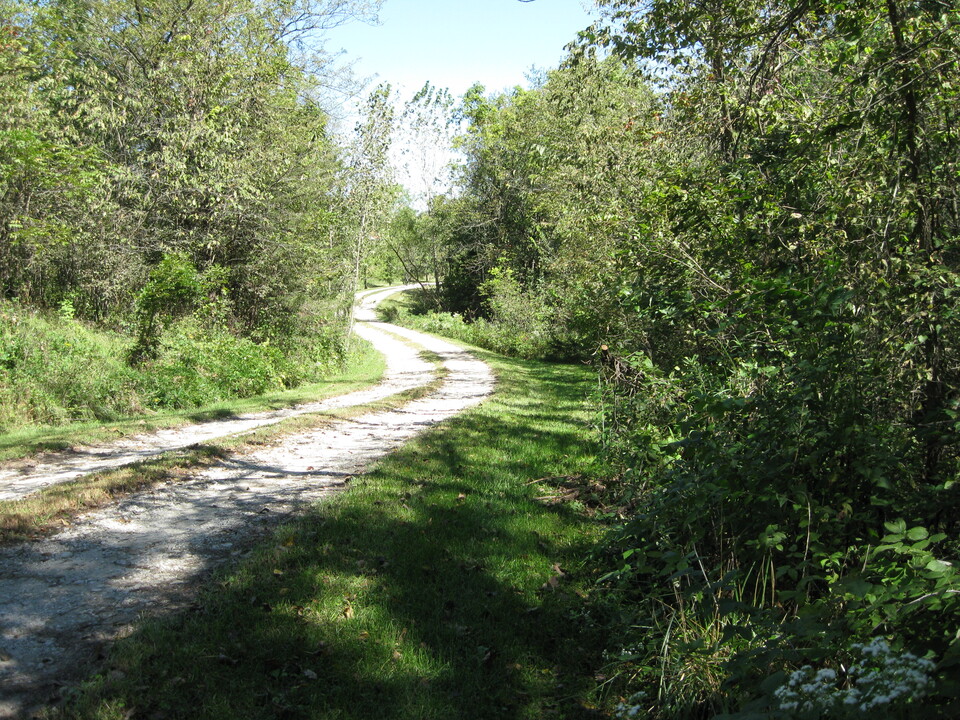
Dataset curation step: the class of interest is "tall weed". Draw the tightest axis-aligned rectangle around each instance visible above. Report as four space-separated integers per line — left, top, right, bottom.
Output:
0 302 142 428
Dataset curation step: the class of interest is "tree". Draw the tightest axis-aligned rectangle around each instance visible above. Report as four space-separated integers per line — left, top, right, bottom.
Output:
399 82 457 208
437 59 659 351
0 0 103 309
3 0 383 343
577 0 960 712
340 83 397 332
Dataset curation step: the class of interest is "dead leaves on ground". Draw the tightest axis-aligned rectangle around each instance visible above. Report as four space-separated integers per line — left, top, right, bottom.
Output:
530 474 611 513
541 562 565 591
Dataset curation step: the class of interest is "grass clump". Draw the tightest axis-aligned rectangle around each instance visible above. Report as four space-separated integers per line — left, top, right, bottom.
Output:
50 352 613 719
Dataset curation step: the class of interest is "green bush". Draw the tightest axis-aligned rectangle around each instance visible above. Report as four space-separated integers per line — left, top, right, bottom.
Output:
141 319 285 408
593 282 960 717
384 306 559 360
128 254 217 365
478 265 557 358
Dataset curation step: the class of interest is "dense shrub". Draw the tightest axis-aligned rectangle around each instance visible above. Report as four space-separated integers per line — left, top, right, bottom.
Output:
593 282 960 716
418 5 960 712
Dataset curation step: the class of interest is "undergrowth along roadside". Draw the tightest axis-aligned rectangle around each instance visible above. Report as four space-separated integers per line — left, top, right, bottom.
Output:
0 301 350 436
0 336 384 464
376 290 552 360
48 350 612 720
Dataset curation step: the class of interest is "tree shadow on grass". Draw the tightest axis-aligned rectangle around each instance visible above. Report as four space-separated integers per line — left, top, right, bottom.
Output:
63 359 607 720
185 408 241 423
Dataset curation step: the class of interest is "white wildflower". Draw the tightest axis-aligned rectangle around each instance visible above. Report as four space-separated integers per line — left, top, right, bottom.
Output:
771 637 936 718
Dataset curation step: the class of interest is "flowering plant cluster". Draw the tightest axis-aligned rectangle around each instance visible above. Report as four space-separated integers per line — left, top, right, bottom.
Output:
773 637 936 718
614 692 646 719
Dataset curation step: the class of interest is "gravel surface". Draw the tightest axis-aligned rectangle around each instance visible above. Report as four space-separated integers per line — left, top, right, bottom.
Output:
0 289 492 718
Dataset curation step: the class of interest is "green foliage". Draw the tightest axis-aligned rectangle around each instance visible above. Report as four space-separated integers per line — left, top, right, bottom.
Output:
141 320 285 407
419 1 960 715
383 305 553 361
128 253 210 364
478 265 556 356
1 0 383 365
0 300 345 431
381 205 441 285
342 84 400 295
0 0 104 308
573 1 960 715
420 57 659 359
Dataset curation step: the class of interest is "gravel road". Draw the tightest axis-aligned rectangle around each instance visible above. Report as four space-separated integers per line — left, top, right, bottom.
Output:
0 288 492 718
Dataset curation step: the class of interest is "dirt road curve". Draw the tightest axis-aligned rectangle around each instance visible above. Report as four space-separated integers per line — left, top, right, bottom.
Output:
0 285 429 503
0 287 493 718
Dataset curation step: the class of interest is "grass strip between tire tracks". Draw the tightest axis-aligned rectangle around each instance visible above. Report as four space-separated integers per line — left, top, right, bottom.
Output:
0 341 450 545
47 350 611 720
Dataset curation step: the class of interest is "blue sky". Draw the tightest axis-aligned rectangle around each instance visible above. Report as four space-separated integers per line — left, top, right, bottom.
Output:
323 0 599 204
327 0 599 99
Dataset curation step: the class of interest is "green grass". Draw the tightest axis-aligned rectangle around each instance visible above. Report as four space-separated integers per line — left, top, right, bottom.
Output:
49 351 612 720
374 289 560 361
374 287 432 318
0 302 357 440
0 338 385 463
